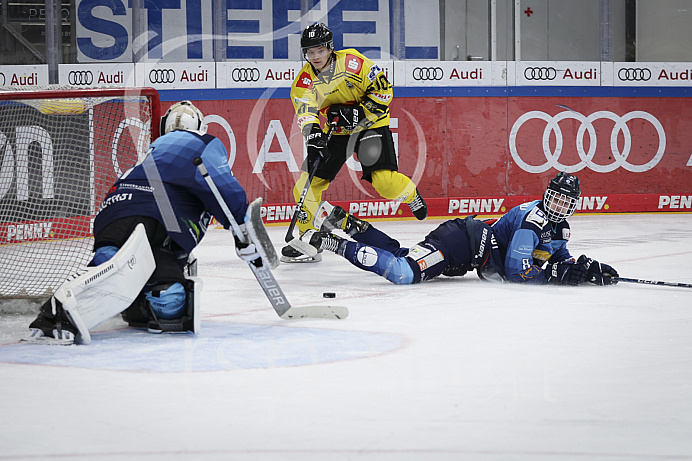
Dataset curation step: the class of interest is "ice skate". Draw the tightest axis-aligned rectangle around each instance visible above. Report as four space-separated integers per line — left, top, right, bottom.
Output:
407 189 428 220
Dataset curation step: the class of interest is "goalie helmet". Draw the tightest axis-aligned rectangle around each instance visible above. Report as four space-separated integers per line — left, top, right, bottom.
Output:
301 23 333 58
160 101 207 135
543 172 581 223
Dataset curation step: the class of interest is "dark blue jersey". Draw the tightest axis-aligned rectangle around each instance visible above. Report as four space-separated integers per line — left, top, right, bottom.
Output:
492 200 572 283
93 130 248 254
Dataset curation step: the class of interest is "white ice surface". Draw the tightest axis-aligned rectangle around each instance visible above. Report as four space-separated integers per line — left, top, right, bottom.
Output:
1 214 692 460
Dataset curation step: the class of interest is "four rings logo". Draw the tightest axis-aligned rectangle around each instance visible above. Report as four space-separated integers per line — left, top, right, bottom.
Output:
231 68 260 82
149 69 176 84
412 67 444 81
0 73 4 86
618 68 652 81
524 67 557 80
68 70 94 85
509 110 666 173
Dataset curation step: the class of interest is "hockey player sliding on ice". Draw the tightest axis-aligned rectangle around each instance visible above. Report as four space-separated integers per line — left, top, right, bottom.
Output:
24 101 261 345
301 172 618 286
282 22 427 263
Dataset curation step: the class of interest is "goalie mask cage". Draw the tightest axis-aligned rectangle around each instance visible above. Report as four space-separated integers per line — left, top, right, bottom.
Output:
0 86 161 299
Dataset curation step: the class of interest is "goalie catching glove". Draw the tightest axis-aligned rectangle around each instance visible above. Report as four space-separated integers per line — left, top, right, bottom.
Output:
545 259 587 286
577 255 619 285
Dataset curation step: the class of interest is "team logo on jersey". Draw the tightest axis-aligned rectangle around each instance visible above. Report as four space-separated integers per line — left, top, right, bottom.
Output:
296 72 313 89
357 246 378 267
525 207 547 228
562 228 571 240
540 230 552 243
345 54 364 74
367 65 382 82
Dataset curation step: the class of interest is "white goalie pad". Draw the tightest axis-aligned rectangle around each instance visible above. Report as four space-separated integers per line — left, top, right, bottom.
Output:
187 275 202 334
57 223 156 344
245 197 279 269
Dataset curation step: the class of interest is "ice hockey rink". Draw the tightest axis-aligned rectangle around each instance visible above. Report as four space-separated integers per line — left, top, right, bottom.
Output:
1 213 691 461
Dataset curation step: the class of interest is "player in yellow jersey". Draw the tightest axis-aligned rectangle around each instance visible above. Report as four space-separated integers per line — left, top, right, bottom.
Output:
282 22 427 263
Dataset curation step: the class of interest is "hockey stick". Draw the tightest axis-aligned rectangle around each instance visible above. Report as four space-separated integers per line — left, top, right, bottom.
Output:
194 157 348 320
614 277 692 289
284 121 338 256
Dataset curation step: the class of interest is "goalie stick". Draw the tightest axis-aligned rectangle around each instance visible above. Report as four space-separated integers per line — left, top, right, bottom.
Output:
614 277 692 289
193 157 348 320
284 121 337 256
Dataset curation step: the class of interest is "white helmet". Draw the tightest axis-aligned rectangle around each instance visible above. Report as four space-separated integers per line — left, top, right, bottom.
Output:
160 101 207 135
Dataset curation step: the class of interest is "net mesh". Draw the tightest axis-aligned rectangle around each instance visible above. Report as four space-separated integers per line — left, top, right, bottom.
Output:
0 85 158 298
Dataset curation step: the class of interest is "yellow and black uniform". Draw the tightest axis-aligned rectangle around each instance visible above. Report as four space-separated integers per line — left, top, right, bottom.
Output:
289 48 422 234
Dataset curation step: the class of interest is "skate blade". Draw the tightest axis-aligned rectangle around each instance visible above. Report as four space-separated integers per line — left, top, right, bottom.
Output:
280 253 323 264
19 336 75 346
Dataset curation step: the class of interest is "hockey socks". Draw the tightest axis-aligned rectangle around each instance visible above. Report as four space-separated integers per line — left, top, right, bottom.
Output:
338 240 415 285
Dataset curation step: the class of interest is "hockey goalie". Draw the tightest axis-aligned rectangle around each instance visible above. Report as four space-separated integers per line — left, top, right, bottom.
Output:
23 101 268 345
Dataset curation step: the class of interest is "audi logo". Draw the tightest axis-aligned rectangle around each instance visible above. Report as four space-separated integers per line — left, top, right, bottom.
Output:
524 67 557 80
231 67 260 82
509 110 666 173
68 70 94 85
0 72 5 86
149 69 176 84
412 67 444 81
618 68 652 81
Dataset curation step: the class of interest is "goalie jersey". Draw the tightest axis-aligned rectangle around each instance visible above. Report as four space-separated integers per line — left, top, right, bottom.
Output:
93 130 248 254
291 48 393 136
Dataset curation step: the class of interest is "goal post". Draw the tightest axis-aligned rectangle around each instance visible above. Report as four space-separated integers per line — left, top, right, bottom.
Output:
0 86 161 299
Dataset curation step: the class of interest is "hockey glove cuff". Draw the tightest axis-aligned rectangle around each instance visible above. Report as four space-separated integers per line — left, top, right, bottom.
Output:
577 255 619 285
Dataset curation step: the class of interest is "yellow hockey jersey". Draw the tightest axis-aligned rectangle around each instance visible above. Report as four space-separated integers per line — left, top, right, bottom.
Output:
290 49 393 136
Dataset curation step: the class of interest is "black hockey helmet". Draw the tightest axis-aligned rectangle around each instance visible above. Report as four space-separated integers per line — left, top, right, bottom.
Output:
301 23 333 57
543 172 581 223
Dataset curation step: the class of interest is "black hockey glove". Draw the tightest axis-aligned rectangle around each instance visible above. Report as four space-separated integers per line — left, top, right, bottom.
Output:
577 255 619 285
545 260 587 286
305 124 328 158
327 104 366 131
304 123 329 169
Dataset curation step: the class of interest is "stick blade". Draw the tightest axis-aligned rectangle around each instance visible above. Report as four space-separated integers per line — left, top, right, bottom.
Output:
280 305 349 320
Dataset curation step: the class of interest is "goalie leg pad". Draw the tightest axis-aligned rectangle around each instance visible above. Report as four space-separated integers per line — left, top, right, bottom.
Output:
57 223 156 344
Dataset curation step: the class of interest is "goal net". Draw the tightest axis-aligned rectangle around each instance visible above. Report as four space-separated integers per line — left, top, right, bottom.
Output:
0 86 160 300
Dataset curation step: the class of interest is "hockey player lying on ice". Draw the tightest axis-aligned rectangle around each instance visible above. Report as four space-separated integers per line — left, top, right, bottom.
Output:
300 172 619 286
24 101 262 345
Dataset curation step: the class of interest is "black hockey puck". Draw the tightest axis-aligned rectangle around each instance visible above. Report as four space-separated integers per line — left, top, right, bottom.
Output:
323 292 336 298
